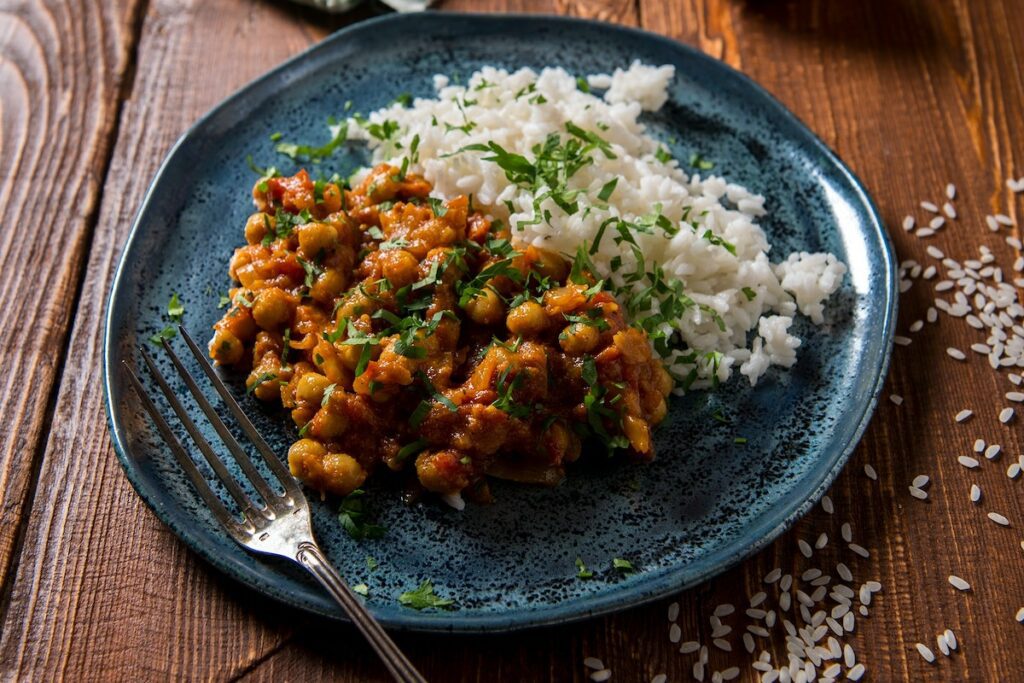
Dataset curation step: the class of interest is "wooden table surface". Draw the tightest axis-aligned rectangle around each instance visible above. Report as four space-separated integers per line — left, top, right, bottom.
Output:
2 0 1023 680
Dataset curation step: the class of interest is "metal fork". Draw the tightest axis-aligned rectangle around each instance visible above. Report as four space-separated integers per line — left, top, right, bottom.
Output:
122 327 426 683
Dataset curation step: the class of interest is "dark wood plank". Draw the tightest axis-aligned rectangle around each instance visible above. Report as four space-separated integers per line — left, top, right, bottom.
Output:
0 0 143 597
0 0 340 678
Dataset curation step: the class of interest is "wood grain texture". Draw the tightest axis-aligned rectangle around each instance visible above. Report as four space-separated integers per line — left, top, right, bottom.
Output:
4 0 1024 681
0 0 327 679
0 0 142 598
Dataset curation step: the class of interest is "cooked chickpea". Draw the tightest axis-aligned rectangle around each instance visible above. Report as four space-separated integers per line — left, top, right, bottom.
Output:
318 183 343 213
533 248 569 281
297 222 337 260
310 408 349 440
244 213 272 245
247 369 281 401
558 322 600 354
209 329 243 365
288 438 326 475
649 396 668 423
320 453 367 496
251 287 292 329
463 287 504 325
382 249 420 288
295 372 332 404
506 301 548 337
622 415 651 454
309 268 347 304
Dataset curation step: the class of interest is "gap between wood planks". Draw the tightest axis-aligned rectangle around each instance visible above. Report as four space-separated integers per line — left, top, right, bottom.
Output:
0 0 153 627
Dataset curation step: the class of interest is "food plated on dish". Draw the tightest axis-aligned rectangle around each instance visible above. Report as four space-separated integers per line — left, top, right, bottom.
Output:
209 64 846 507
105 12 894 630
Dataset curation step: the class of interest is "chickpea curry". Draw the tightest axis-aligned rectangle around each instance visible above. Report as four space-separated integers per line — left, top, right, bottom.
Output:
209 165 673 503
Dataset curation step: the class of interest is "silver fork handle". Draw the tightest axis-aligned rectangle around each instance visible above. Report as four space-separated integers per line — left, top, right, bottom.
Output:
296 542 427 683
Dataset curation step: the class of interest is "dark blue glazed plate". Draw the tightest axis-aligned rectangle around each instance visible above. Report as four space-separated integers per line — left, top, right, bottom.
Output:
104 13 896 632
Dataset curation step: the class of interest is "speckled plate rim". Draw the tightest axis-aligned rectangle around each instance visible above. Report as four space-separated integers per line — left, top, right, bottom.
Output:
103 12 897 632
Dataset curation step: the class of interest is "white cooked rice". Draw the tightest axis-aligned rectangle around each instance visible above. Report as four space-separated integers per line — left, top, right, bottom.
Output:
349 64 846 389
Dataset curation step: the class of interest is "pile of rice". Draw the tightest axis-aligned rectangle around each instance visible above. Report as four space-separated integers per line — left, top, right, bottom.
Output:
347 63 846 390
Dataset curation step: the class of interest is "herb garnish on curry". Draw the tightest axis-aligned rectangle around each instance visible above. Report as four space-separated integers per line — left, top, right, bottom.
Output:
209 164 672 502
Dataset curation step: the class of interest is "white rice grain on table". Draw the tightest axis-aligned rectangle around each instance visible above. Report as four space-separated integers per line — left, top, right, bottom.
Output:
948 575 971 591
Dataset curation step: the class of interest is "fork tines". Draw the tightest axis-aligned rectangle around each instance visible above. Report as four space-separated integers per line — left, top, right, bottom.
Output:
122 327 302 531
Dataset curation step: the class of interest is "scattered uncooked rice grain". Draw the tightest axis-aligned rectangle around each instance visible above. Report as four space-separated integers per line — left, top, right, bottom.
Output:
909 486 928 500
721 667 740 681
714 603 735 617
670 623 682 643
680 641 700 654
912 474 930 488
841 523 853 543
958 455 980 469
916 643 936 663
590 669 612 682
584 657 605 670
937 634 950 656
921 201 939 213
798 539 813 558
970 484 981 503
894 335 912 346
849 543 870 558
973 439 986 453
821 495 834 514
651 675 668 683
944 629 957 650
902 215 915 231
985 444 1001 459
930 216 946 229
713 638 731 652
988 512 1010 527
986 214 1001 231
668 602 680 622
955 410 973 422
1007 392 1024 403
352 64 847 390
863 464 878 481
837 563 853 583
943 202 957 219
1000 407 1015 423
889 393 903 405
847 663 866 680
947 347 967 360
816 533 829 550
946 183 956 199
1009 463 1022 479
765 568 783 584
1016 607 1024 623
948 575 971 591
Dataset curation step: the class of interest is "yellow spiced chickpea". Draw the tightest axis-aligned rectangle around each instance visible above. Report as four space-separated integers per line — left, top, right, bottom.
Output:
558 322 600 354
297 222 337 260
295 372 333 404
251 287 292 329
506 300 548 337
318 183 343 213
244 212 273 245
463 287 504 325
381 249 420 288
209 328 244 365
310 407 349 440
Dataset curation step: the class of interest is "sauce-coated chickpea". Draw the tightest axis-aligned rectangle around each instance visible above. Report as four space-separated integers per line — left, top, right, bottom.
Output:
297 222 338 260
295 372 332 404
463 287 504 325
506 300 548 337
251 287 292 329
558 322 600 354
244 213 272 245
209 329 243 365
382 249 420 288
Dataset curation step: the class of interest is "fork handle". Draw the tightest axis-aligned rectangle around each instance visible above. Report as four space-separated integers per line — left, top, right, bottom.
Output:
296 543 427 683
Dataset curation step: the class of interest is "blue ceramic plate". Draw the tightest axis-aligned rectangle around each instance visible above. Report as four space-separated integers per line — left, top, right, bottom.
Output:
104 13 896 632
